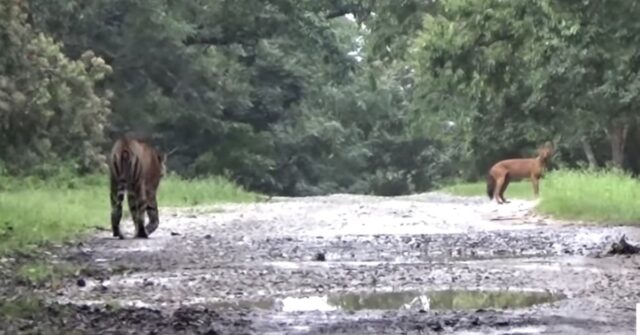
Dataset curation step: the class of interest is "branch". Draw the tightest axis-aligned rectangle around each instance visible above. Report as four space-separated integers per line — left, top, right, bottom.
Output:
325 4 365 19
183 34 237 46
326 9 353 19
166 145 186 157
183 28 272 47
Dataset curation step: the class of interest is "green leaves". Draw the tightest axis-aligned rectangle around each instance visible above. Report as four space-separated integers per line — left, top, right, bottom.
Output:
0 0 112 174
9 0 640 192
405 0 640 176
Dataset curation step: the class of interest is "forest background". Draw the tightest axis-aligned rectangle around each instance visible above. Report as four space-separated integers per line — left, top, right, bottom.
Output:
2 0 639 199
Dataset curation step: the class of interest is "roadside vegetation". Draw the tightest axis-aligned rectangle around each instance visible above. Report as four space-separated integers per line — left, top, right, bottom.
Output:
2 0 640 254
0 172 260 254
442 169 640 224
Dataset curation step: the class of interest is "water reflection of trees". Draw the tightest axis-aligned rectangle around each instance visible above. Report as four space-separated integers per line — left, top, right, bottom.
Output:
430 290 558 310
326 290 559 311
327 291 421 310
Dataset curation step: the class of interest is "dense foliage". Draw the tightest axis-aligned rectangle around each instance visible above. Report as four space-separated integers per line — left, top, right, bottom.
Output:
2 0 640 195
0 1 112 175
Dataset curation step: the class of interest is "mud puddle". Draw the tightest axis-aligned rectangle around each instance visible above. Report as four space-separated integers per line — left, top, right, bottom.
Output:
20 193 640 334
213 289 563 313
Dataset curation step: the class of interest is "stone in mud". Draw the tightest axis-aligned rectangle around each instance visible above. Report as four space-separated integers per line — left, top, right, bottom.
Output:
313 251 326 261
428 320 444 331
608 235 640 255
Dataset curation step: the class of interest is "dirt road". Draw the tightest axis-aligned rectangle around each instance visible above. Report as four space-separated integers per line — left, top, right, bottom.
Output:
22 193 640 334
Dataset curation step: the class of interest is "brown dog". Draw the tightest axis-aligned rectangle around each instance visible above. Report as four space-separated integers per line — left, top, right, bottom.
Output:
486 143 554 204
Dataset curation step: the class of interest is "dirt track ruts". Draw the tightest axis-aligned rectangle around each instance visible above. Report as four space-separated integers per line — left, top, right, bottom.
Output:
17 193 640 334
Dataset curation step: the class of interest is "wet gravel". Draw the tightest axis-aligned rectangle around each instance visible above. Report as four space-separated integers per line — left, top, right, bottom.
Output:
6 193 640 334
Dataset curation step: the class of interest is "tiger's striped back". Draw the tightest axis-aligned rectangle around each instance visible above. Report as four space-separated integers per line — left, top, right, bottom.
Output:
109 136 166 239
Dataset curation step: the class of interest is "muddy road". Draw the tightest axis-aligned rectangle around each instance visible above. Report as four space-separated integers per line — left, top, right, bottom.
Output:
22 193 640 334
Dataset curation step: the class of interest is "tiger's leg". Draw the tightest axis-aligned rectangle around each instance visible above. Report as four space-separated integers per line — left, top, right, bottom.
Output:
145 191 160 236
110 178 125 239
128 186 149 239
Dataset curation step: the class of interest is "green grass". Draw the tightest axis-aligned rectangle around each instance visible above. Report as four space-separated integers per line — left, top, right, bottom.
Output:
0 173 260 254
441 169 640 224
536 169 640 223
16 261 78 286
0 295 49 319
160 175 260 206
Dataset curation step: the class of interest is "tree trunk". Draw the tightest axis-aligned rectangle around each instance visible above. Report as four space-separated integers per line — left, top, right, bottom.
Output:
608 118 629 169
580 136 597 169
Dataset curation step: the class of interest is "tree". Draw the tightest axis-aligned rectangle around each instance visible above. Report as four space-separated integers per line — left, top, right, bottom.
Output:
16 0 640 193
0 0 112 174
409 0 640 176
27 0 362 189
535 0 640 169
409 0 559 178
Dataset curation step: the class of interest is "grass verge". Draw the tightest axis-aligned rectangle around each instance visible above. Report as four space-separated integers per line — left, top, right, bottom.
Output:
441 169 640 224
536 169 640 223
15 261 78 287
0 173 261 254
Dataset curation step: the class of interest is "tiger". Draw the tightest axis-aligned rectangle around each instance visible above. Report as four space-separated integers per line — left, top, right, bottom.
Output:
109 136 167 239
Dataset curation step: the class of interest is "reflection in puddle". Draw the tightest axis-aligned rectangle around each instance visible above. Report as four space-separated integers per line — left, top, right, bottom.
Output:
214 289 564 312
282 296 336 312
456 325 547 335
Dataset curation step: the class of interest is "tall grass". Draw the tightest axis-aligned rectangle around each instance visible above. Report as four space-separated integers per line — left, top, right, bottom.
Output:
441 169 640 224
0 173 260 253
160 175 259 206
537 169 640 223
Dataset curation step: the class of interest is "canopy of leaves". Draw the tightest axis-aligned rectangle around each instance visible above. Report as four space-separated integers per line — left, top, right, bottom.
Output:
0 0 112 175
3 0 640 193
409 0 640 177
0 0 452 194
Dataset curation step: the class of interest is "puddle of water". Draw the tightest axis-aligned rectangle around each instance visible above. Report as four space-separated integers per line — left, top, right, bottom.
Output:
282 296 336 312
215 289 563 312
456 325 547 335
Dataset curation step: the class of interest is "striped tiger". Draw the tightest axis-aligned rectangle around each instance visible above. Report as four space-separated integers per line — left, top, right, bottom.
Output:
109 136 167 239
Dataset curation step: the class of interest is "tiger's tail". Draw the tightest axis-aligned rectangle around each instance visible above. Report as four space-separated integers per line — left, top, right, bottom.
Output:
119 149 131 184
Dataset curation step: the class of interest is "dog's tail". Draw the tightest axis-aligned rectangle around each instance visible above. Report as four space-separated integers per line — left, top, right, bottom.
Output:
486 174 495 200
